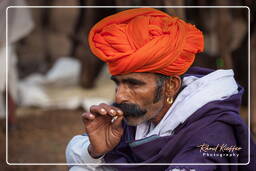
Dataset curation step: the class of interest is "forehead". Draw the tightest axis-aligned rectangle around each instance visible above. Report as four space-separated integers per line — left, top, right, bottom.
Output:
114 72 157 82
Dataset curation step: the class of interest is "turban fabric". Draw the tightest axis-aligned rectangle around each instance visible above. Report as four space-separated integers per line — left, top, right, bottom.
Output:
88 8 204 76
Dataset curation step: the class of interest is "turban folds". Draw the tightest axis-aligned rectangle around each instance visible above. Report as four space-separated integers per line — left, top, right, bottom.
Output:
88 8 204 76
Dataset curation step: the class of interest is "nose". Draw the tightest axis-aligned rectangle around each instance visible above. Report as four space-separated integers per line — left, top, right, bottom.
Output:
115 84 130 104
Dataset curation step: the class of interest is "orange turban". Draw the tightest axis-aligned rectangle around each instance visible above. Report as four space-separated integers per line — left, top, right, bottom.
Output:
88 8 204 76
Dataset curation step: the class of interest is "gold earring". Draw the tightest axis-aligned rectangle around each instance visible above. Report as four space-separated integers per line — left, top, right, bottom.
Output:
166 97 173 104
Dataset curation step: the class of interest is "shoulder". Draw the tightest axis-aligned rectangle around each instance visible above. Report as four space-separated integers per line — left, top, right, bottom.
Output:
169 121 237 166
185 118 238 149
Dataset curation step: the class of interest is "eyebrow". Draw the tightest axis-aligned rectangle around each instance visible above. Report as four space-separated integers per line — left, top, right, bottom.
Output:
111 76 146 85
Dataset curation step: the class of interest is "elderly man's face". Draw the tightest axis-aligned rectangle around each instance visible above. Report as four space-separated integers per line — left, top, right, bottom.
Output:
111 73 166 126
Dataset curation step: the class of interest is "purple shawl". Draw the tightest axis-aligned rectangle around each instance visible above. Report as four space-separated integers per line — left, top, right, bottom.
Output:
104 67 256 171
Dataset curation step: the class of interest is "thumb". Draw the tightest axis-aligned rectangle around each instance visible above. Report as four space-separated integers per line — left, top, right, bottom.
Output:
112 116 124 129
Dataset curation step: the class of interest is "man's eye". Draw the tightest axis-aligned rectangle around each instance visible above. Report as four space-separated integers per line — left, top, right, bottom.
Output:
128 81 136 85
127 81 142 87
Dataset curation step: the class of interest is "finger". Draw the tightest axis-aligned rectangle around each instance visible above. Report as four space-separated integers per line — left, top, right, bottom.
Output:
112 115 124 129
100 103 124 116
110 105 124 116
81 112 95 123
90 105 107 115
99 103 118 117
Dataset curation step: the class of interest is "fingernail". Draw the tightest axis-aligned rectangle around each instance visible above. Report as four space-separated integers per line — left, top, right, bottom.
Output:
90 114 94 118
110 109 116 115
117 110 123 115
101 108 107 114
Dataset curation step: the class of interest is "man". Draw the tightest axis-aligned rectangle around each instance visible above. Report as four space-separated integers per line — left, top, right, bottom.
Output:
66 8 255 171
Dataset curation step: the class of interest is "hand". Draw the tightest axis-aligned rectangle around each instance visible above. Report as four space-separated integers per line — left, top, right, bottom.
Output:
82 103 124 158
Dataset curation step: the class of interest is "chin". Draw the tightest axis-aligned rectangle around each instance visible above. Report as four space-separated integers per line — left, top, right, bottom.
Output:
124 116 145 126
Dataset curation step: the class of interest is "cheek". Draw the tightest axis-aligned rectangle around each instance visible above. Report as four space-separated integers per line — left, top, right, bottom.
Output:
134 87 156 106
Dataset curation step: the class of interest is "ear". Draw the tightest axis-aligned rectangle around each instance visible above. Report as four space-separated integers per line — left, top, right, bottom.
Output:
164 76 181 97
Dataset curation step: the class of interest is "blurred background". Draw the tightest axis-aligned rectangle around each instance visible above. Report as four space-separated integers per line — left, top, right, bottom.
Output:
0 0 255 170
